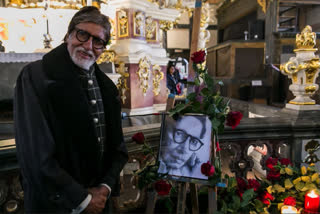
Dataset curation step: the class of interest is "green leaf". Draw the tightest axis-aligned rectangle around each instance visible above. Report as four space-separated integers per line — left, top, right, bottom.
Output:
194 78 200 86
221 200 228 213
254 199 264 209
164 198 173 213
240 199 250 208
168 103 188 117
200 88 210 97
242 189 254 201
191 101 202 112
211 117 221 132
231 195 241 210
187 92 197 101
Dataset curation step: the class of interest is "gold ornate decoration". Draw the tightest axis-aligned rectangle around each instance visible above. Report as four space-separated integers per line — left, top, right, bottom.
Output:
137 57 151 96
281 58 320 78
295 25 317 51
145 16 157 41
289 101 315 105
280 25 320 107
292 73 298 83
116 62 129 104
305 59 320 84
152 65 164 96
96 50 116 64
305 85 317 94
117 10 129 38
134 12 145 37
257 0 267 13
198 2 211 50
159 20 173 32
200 4 210 28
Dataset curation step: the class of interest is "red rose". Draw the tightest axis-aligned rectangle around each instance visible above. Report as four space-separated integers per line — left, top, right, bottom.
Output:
261 198 270 205
247 179 260 192
226 111 243 129
284 196 296 206
191 50 206 64
201 161 215 176
259 191 274 205
263 191 274 201
132 132 145 144
154 180 172 196
266 157 278 170
216 141 221 152
267 169 281 181
236 177 247 191
236 189 243 198
280 158 292 166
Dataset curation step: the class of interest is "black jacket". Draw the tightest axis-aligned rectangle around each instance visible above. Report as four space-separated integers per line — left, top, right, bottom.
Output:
167 72 181 95
14 43 128 213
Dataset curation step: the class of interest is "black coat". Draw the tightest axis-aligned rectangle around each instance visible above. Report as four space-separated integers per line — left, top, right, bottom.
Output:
167 72 181 95
14 43 128 213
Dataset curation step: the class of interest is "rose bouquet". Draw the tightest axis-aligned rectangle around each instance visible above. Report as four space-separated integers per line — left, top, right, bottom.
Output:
213 157 320 213
263 157 320 212
170 50 243 185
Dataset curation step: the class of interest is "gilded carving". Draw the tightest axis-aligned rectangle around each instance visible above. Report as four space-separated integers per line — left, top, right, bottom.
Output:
305 59 320 84
198 2 212 50
289 101 315 105
296 25 317 50
280 25 320 106
305 85 317 94
96 50 115 64
292 73 297 84
152 65 164 96
137 57 151 96
115 62 129 104
134 12 145 37
145 17 157 41
257 0 267 13
117 10 129 38
159 20 173 32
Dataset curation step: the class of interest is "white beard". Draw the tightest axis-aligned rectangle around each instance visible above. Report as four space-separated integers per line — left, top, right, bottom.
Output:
69 46 96 70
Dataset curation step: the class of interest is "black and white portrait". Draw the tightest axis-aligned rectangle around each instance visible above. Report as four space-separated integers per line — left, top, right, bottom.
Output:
158 115 212 180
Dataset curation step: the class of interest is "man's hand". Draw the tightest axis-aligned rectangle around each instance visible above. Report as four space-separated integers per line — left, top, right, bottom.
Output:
84 186 109 214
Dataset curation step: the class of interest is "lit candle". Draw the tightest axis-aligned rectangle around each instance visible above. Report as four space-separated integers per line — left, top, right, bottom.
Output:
281 205 298 214
281 205 299 214
305 190 320 212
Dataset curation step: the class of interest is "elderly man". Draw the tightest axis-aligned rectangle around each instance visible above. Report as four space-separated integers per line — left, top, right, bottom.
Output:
14 6 128 214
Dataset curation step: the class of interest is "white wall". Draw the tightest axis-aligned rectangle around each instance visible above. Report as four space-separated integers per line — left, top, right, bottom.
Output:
0 7 77 52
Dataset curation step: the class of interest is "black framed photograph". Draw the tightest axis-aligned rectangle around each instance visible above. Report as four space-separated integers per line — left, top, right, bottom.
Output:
158 114 212 180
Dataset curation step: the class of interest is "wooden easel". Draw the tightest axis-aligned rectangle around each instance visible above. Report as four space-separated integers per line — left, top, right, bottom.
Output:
145 0 219 211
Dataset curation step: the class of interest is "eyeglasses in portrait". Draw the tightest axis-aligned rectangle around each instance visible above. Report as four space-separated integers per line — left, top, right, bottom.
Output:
158 114 212 180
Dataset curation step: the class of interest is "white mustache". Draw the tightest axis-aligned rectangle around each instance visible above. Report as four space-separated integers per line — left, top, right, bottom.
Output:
75 47 94 58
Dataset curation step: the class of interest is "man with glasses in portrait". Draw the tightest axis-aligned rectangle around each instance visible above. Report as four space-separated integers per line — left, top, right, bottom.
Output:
14 7 128 214
158 115 212 179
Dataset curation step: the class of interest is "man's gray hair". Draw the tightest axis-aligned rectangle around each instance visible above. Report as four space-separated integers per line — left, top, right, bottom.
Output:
64 6 111 43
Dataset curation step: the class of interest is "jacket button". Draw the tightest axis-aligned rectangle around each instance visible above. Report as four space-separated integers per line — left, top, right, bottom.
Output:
91 100 97 105
93 118 99 123
88 80 93 85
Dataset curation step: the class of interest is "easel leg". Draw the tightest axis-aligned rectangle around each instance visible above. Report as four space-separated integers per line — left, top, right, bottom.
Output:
208 187 217 214
190 183 199 214
145 189 157 214
176 182 187 214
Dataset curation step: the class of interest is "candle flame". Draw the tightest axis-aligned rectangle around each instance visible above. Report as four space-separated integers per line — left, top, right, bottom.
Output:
308 190 319 198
